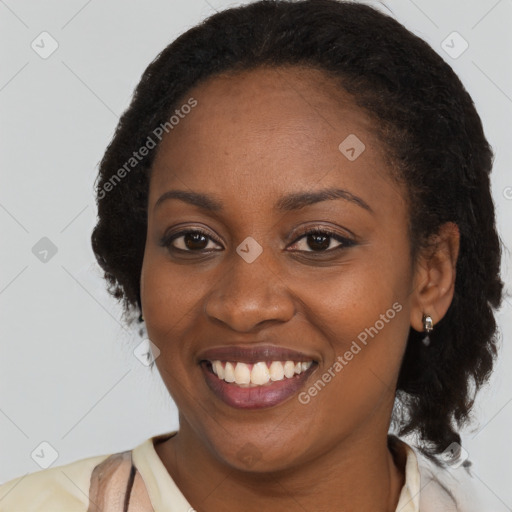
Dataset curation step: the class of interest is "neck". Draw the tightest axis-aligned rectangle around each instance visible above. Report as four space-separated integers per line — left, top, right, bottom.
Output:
155 421 406 512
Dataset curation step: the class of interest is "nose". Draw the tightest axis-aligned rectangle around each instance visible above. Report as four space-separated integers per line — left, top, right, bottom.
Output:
204 250 296 332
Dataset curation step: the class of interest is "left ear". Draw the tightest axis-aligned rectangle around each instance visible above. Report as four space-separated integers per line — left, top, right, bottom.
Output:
409 222 460 332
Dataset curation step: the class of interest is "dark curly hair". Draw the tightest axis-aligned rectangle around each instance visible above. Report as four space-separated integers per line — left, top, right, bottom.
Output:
91 0 504 464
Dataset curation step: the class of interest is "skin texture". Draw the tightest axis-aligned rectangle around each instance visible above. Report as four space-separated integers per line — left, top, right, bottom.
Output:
140 66 460 512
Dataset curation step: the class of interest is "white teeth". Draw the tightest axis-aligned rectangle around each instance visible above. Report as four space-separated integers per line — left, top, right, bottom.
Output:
284 361 295 378
269 361 285 381
208 359 314 386
301 361 313 372
224 362 236 383
251 362 270 385
234 362 251 385
213 361 224 379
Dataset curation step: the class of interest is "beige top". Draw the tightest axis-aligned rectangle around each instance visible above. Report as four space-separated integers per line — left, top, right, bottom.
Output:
0 431 480 511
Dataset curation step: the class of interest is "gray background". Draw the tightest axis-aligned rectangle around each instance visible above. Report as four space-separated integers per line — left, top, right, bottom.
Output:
1 0 511 509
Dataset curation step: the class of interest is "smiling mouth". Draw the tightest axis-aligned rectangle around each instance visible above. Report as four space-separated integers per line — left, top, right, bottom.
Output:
198 345 319 409
204 359 314 387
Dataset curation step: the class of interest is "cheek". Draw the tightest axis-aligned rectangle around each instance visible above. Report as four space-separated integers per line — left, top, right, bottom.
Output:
140 253 207 402
141 242 207 311
299 251 411 398
295 267 409 444
304 252 409 342
140 251 200 350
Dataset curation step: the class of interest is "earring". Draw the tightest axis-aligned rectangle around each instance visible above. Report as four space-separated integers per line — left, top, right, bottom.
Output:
422 314 433 346
137 313 146 338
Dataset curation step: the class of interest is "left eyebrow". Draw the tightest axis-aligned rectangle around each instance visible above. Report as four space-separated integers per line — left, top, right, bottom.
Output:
275 187 374 214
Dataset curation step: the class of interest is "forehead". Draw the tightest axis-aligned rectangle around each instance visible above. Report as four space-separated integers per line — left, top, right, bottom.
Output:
162 64 377 144
148 65 402 216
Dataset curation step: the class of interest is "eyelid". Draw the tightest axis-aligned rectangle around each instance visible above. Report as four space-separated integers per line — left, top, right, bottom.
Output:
160 224 356 255
160 226 223 251
288 226 356 251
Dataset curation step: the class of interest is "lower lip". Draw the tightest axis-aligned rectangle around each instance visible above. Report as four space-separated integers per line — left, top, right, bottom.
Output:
200 362 317 409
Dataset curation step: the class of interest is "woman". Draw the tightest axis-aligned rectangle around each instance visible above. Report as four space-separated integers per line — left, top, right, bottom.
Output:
0 0 504 510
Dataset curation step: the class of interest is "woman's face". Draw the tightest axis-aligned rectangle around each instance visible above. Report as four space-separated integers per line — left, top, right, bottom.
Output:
141 66 417 471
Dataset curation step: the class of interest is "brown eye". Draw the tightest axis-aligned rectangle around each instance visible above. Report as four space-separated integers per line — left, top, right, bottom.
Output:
289 228 355 253
161 229 223 252
182 232 209 250
306 232 331 251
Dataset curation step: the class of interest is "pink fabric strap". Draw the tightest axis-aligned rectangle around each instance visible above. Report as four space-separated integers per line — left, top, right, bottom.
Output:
87 451 154 512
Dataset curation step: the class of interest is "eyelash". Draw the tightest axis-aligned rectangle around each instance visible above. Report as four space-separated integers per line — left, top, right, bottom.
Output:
160 227 356 254
290 227 356 252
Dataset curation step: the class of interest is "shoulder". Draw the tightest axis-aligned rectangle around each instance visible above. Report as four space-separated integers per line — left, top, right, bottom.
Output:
402 438 484 512
0 452 112 512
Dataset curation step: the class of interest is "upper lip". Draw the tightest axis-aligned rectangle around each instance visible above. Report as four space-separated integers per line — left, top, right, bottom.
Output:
197 345 318 364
